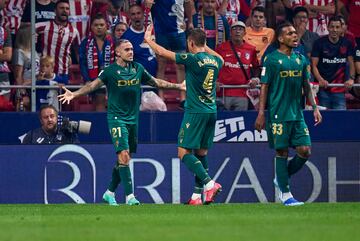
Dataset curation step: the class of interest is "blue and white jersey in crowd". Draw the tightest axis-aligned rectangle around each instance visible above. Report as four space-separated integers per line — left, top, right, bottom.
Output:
151 0 185 34
36 76 61 111
121 27 157 77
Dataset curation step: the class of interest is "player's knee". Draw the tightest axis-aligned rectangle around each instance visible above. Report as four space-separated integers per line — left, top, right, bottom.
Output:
117 150 130 165
298 146 311 159
195 149 208 156
178 151 185 161
178 147 191 161
276 149 288 158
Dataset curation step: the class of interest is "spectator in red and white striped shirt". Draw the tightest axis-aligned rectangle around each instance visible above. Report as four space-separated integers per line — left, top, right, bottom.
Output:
68 0 93 41
36 0 80 85
2 0 27 45
282 0 335 36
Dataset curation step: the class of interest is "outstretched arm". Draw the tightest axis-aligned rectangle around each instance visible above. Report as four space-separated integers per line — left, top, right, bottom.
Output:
58 78 104 104
144 24 176 61
147 77 186 91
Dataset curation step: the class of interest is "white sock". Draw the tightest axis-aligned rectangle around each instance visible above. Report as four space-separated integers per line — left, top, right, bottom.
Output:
191 193 201 200
280 192 293 202
204 180 215 191
105 190 115 196
126 193 135 202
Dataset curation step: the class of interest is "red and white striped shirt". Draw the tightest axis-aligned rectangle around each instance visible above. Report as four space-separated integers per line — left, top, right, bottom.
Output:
2 0 27 35
36 21 80 75
290 0 334 36
68 0 93 41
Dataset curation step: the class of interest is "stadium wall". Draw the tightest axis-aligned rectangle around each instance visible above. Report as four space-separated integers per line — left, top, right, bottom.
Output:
0 143 359 204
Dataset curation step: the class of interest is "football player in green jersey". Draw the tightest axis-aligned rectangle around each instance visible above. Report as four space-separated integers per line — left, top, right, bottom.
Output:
59 39 185 206
145 25 224 205
255 22 322 206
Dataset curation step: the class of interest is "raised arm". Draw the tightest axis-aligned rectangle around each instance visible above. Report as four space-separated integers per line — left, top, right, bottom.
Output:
184 0 195 29
144 24 176 61
58 78 104 104
217 0 228 16
204 45 224 66
147 76 186 91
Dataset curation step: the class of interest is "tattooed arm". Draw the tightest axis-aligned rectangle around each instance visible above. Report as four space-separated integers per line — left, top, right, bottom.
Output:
59 78 104 104
147 77 186 91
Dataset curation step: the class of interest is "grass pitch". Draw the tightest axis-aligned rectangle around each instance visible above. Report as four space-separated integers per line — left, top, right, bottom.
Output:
0 203 359 241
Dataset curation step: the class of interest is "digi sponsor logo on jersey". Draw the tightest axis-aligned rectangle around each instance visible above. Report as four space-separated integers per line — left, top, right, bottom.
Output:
280 70 302 78
117 79 140 86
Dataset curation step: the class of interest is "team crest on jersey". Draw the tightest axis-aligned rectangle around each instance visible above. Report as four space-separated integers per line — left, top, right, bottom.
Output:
296 58 301 65
186 123 190 128
278 60 282 64
180 54 187 60
117 70 121 74
245 53 250 60
131 68 136 73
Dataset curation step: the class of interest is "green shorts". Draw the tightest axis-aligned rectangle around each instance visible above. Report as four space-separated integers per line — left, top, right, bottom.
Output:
108 119 137 153
266 120 311 150
178 112 217 150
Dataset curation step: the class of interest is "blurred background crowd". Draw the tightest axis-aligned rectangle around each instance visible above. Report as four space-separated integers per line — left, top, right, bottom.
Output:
0 0 359 112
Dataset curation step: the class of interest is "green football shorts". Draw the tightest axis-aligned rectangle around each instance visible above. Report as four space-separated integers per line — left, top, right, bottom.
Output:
266 119 311 150
108 119 137 153
178 112 217 150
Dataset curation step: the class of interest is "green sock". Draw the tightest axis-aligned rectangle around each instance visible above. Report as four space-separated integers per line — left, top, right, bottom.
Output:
275 156 290 193
194 154 209 194
182 154 211 185
107 163 121 192
119 164 133 196
288 154 308 176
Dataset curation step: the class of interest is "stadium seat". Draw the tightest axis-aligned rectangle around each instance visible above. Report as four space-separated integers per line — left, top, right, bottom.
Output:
163 62 181 111
346 93 360 109
69 64 83 85
73 96 95 112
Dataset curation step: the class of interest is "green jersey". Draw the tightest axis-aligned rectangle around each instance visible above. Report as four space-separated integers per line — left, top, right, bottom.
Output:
176 52 222 113
261 50 310 122
98 62 152 123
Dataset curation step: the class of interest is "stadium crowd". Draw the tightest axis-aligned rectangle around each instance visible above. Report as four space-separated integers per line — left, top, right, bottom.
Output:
0 0 359 111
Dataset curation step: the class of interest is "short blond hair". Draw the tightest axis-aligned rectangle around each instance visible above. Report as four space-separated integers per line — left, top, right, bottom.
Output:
40 56 55 67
